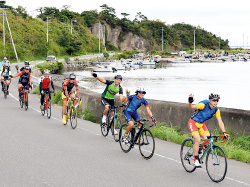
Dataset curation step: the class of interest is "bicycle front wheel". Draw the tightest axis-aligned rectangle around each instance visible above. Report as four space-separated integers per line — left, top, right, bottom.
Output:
47 99 51 119
119 124 132 153
180 138 196 173
70 107 77 129
25 93 28 110
101 113 109 137
206 145 227 183
41 103 45 116
113 116 121 142
138 129 155 160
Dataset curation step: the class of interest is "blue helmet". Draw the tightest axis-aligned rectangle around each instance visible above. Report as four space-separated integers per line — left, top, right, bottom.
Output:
114 75 122 81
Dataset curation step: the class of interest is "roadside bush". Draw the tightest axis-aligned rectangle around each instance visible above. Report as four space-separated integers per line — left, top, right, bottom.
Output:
83 103 96 123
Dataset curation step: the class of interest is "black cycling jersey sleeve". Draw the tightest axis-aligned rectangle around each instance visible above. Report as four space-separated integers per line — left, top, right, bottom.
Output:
105 80 113 85
119 85 123 94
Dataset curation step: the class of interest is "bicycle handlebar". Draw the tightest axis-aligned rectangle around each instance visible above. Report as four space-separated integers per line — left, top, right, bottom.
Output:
203 135 228 144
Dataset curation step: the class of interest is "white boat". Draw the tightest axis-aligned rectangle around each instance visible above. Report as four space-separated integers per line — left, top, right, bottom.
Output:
168 58 192 63
91 64 115 72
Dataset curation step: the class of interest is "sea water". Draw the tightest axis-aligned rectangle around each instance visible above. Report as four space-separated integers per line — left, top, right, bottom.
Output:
70 62 250 111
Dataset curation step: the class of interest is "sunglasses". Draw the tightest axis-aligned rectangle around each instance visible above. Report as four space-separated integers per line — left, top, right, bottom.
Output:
70 78 75 80
212 99 219 102
138 91 146 94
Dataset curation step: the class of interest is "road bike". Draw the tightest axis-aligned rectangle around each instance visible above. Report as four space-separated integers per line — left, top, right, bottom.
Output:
64 97 81 129
119 119 156 160
41 90 55 119
180 135 228 183
19 85 31 110
2 77 11 99
101 105 124 142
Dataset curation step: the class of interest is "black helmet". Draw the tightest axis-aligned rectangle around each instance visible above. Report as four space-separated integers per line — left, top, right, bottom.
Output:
114 75 122 81
24 61 30 65
209 93 220 100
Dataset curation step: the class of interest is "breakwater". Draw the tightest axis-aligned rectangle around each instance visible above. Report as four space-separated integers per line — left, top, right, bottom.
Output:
51 81 250 136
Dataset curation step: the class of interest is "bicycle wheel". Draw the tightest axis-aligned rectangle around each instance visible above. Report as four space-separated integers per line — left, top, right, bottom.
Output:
25 93 28 110
41 103 45 116
180 138 196 173
138 128 155 160
47 99 51 119
70 107 77 129
113 116 121 142
206 145 227 183
100 113 109 137
4 86 7 99
119 124 133 153
20 95 23 108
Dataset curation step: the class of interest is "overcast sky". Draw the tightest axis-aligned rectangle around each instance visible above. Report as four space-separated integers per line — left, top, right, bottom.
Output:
6 0 250 47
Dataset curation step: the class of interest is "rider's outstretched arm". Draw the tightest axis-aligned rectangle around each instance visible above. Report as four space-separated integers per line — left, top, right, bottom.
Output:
91 72 106 84
145 106 153 118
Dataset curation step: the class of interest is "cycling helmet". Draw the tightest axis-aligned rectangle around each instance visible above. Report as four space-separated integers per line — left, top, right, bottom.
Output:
44 69 50 74
135 86 146 94
3 57 7 60
114 75 122 80
24 61 30 65
209 93 220 100
69 73 76 80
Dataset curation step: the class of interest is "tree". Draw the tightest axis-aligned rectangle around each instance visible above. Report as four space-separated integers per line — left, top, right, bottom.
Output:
121 13 129 18
135 12 148 22
100 4 116 18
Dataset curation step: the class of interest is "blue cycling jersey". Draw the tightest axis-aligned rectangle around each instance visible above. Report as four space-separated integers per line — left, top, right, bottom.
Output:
191 100 218 123
126 95 148 112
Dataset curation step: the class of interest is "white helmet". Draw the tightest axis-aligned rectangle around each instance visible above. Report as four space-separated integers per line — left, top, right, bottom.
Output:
44 69 50 74
135 86 146 94
3 57 7 60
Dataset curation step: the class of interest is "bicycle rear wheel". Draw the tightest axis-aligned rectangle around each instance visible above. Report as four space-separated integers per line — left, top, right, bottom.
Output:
180 138 196 173
101 113 109 137
119 124 133 153
206 145 227 183
138 129 155 160
70 107 77 129
113 116 121 142
47 99 51 119
25 93 28 110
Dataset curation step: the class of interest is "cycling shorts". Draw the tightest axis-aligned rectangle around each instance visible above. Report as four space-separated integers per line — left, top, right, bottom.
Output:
188 118 209 136
101 97 115 109
124 110 141 123
61 91 73 101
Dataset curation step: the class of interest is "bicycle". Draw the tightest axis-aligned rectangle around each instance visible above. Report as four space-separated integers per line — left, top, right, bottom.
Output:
41 90 55 119
101 105 124 142
19 85 31 110
2 77 11 99
180 135 228 183
64 97 81 129
119 119 156 160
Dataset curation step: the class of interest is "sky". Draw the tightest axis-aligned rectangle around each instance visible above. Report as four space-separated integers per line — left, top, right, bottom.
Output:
6 0 250 48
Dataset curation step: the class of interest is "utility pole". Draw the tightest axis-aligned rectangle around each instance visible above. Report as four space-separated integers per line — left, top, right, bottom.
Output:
5 12 18 62
46 17 51 56
243 34 245 54
218 32 220 51
0 8 8 47
70 19 77 34
99 22 100 53
194 30 196 54
160 27 164 51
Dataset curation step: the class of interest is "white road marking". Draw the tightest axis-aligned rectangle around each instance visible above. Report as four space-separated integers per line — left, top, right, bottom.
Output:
8 92 250 186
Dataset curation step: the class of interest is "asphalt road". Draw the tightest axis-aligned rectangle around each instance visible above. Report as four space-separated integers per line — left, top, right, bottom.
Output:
0 64 249 187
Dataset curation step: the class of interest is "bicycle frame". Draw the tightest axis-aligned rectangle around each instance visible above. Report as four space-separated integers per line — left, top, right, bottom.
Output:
66 98 81 117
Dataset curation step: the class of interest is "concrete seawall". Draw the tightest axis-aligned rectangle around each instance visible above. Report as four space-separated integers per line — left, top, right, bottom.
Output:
49 81 250 136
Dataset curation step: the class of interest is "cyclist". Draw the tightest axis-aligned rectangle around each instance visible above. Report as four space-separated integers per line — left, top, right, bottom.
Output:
0 57 8 67
0 63 11 93
121 87 155 142
10 66 32 98
188 93 230 167
39 70 55 110
91 72 124 135
62 73 79 125
16 61 32 73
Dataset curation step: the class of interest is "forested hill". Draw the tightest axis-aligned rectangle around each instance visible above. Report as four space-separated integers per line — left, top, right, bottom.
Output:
0 2 229 61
